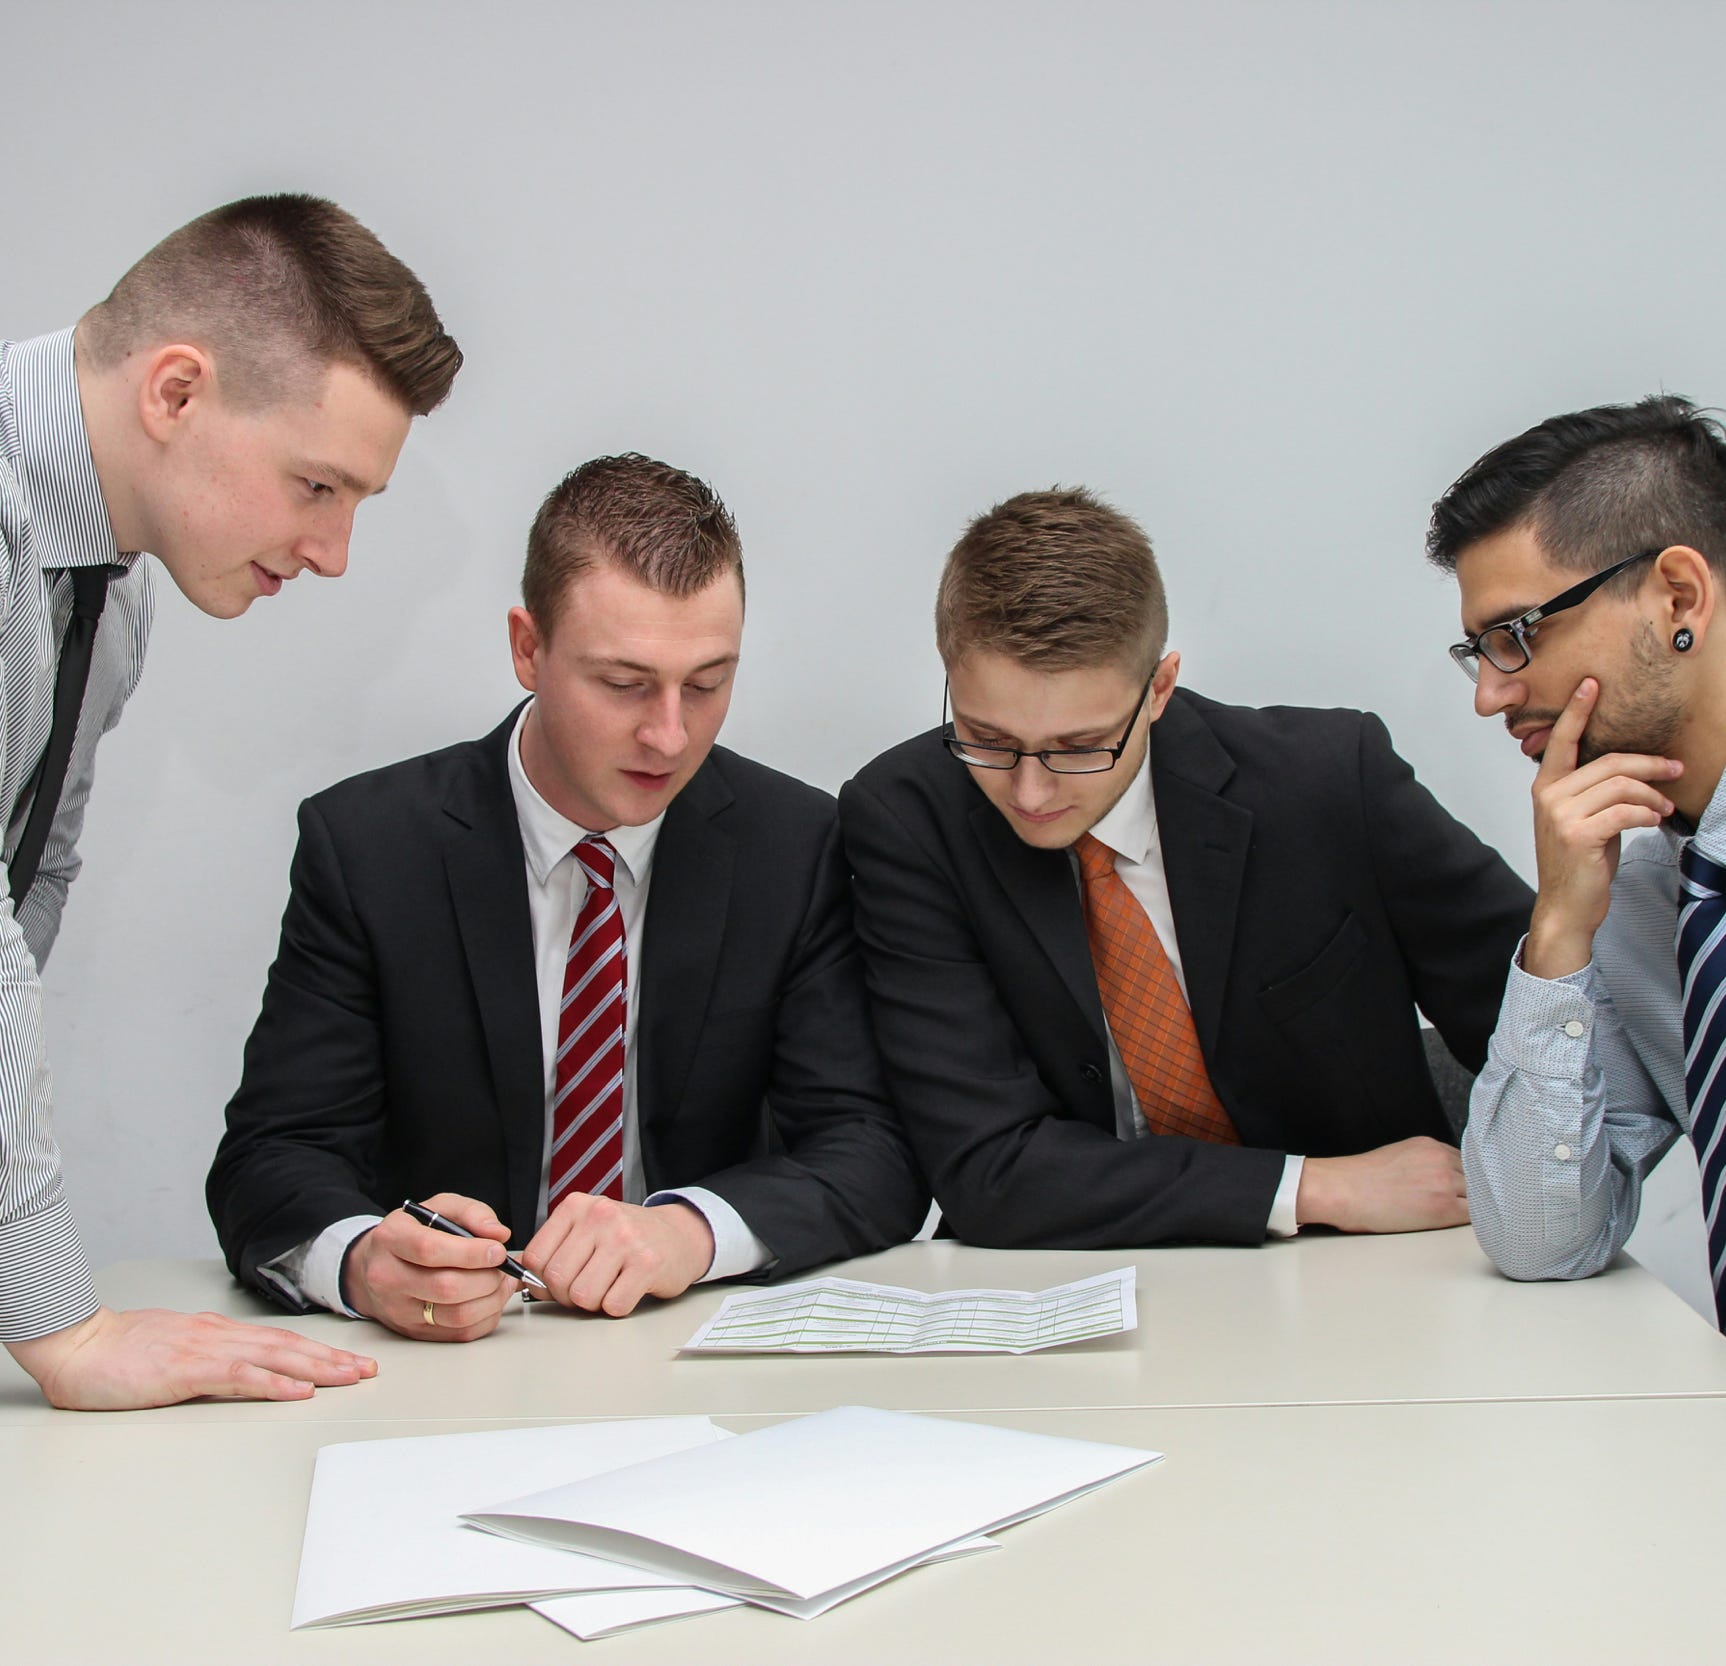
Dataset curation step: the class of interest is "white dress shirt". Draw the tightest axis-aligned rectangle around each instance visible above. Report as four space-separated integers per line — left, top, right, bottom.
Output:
268 703 770 1315
1081 751 1304 1237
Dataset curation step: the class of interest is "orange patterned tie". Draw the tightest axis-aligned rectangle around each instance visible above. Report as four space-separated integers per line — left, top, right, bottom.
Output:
1074 832 1238 1144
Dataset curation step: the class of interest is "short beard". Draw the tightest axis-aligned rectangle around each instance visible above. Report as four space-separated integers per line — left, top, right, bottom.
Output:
1576 621 1684 765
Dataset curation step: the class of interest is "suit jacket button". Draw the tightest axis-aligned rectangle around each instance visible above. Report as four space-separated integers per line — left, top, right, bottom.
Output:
1081 1063 1104 1084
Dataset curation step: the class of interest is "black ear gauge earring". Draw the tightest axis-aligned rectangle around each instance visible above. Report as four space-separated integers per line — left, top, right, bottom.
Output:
1675 628 1696 652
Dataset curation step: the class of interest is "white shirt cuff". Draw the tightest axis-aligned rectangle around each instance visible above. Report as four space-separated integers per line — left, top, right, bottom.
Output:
1266 1154 1304 1237
257 1214 383 1318
646 1187 774 1281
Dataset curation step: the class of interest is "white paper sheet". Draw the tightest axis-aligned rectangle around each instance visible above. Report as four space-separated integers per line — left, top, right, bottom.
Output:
532 1586 741 1639
527 1538 999 1637
465 1405 1160 1616
291 1417 729 1628
679 1267 1136 1354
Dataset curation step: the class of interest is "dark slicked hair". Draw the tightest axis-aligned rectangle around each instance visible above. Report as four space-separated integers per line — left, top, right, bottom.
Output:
1427 396 1726 590
522 453 743 634
79 193 461 415
935 487 1169 676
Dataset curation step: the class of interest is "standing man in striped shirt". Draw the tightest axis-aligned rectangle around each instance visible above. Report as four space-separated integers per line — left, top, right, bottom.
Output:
0 195 462 1407
1432 396 1726 1328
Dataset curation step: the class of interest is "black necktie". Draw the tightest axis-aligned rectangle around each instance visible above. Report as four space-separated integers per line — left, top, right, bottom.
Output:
9 564 116 907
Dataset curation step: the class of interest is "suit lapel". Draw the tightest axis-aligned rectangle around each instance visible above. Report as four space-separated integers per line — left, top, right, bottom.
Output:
636 759 735 1175
441 713 544 1239
971 796 1107 1038
1150 694 1253 1063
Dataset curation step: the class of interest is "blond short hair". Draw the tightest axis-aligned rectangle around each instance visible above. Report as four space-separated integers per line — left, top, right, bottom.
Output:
935 487 1168 675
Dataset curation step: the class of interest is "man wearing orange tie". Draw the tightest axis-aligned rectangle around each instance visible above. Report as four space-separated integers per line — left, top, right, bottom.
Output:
840 487 1533 1248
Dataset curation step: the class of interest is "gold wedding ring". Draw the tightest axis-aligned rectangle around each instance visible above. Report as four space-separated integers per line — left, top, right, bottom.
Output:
422 1300 437 1328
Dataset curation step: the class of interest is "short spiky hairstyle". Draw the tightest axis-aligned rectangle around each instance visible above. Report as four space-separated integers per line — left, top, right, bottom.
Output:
1427 395 1726 589
523 453 743 634
79 193 461 415
935 487 1169 676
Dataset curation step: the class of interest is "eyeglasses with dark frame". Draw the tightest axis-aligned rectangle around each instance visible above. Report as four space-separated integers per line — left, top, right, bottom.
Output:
1447 547 1661 684
941 673 1155 773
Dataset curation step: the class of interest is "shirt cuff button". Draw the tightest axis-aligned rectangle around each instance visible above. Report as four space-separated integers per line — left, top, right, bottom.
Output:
1562 1020 1586 1038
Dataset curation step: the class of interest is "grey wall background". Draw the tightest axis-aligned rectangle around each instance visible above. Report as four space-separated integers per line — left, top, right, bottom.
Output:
3 0 1715 1314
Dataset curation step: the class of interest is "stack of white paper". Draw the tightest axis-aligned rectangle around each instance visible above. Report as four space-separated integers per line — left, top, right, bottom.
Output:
465 1405 1161 1619
291 1417 729 1628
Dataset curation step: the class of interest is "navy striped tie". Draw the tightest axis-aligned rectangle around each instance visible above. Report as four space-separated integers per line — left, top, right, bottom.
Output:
1677 839 1726 1328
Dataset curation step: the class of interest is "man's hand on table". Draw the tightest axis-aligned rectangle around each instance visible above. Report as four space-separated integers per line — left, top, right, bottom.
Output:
343 1192 522 1343
523 1195 715 1316
6 1306 377 1409
1295 1135 1470 1233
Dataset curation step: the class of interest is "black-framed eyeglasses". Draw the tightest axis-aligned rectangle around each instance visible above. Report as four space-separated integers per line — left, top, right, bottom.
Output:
1448 547 1660 684
941 673 1154 774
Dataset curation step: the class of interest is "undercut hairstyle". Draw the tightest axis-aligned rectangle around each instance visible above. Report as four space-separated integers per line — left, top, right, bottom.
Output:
522 453 743 634
1426 395 1726 590
935 487 1169 675
78 193 462 415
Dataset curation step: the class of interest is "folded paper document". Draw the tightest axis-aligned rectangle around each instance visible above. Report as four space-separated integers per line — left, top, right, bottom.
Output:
466 1405 1160 1618
292 1417 728 1628
680 1267 1137 1354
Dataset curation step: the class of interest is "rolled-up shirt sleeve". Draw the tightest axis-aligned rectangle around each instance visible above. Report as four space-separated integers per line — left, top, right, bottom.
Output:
1464 938 1679 1284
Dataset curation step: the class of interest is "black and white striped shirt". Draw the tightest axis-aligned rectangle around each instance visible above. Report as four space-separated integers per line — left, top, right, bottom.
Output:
0 330 152 1343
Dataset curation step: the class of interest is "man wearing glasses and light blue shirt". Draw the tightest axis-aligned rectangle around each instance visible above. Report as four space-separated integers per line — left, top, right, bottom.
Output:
1430 396 1726 1328
840 487 1532 1251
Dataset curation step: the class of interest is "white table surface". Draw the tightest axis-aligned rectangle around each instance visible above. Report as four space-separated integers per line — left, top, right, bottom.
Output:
5 1231 1720 1426
7 1397 1723 1664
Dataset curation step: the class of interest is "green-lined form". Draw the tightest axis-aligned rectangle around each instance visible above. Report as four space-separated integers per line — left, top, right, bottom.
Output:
679 1268 1136 1354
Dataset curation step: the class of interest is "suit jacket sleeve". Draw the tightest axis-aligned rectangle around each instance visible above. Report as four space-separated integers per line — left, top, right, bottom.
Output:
206 798 394 1301
1356 713 1534 1073
683 816 930 1277
840 775 1285 1250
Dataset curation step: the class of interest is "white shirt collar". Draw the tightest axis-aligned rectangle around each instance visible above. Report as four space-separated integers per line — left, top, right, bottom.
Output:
1082 743 1159 866
505 701 666 887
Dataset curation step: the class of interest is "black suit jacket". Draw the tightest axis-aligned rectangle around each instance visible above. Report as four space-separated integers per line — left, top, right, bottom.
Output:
208 712 927 1303
838 688 1533 1249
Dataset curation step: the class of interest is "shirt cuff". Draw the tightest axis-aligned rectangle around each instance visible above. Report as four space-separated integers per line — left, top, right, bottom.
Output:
0 1195 100 1344
646 1187 775 1282
1490 936 1599 1079
257 1214 383 1318
1266 1154 1304 1238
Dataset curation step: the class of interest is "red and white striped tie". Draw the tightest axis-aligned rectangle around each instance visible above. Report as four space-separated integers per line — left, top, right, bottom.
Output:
548 835 628 1207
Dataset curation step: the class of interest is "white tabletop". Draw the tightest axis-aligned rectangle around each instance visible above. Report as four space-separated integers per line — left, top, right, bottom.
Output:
7 1398 1722 1664
5 1231 1719 1426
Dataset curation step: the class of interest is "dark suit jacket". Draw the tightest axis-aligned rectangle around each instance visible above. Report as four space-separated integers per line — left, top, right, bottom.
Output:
207 712 928 1304
838 688 1533 1250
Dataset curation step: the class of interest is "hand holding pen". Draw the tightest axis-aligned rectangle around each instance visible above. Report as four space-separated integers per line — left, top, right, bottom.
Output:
342 1191 543 1343
401 1199 547 1290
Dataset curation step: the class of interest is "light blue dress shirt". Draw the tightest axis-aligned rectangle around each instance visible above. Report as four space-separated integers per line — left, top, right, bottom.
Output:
1462 773 1726 1285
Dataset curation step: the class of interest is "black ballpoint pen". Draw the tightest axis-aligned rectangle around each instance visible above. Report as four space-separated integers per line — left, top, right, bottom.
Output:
401 1199 548 1290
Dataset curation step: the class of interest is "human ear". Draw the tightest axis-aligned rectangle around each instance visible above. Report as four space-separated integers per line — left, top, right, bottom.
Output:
1146 650 1182 723
135 344 214 443
507 605 544 693
1655 545 1715 653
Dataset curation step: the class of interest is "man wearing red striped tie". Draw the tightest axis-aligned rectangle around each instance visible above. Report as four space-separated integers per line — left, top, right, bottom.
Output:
207 454 927 1339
